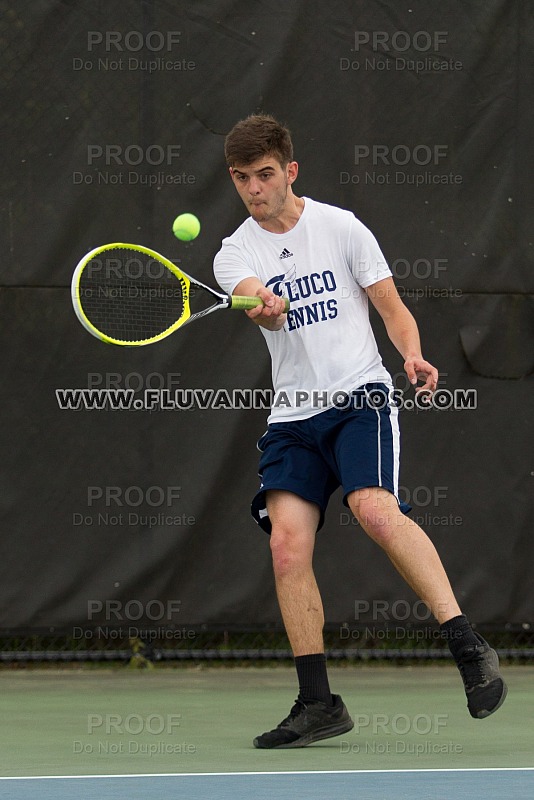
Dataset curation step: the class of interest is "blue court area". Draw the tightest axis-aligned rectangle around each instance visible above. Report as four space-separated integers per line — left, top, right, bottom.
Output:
1 768 533 800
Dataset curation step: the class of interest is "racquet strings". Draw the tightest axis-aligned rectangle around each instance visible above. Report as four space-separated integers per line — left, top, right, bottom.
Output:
77 247 187 342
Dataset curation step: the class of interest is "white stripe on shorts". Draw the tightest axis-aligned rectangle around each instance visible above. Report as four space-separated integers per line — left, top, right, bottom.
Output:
365 386 382 488
365 385 401 496
388 386 401 498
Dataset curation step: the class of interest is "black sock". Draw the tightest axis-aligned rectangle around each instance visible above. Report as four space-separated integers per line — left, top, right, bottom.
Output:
294 653 333 706
440 614 481 659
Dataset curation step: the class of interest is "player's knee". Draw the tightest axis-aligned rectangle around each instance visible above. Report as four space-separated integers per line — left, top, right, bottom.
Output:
359 513 395 546
269 526 309 577
348 491 399 546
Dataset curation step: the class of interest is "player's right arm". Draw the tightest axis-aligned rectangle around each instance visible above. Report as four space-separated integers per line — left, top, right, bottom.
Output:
233 277 287 331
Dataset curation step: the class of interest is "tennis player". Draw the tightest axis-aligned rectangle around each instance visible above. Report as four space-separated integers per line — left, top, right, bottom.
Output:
213 114 507 749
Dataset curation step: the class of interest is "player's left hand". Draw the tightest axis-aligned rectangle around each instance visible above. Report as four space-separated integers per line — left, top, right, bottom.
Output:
404 356 438 394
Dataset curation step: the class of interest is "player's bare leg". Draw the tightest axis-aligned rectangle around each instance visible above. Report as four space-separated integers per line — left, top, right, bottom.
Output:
253 489 354 748
347 487 460 622
347 486 507 718
266 489 323 655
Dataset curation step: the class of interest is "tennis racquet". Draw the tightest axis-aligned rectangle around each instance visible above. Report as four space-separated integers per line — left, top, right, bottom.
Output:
71 242 289 346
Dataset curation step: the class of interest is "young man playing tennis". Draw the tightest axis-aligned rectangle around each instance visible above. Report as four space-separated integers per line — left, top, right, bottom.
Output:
213 114 507 749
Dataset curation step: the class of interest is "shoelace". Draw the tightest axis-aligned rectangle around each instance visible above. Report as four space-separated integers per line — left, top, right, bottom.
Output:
458 647 487 688
279 697 308 728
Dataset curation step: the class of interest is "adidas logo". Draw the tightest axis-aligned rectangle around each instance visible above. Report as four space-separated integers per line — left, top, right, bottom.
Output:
279 248 293 259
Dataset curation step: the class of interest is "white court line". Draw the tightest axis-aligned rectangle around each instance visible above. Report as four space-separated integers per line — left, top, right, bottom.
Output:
1 767 533 781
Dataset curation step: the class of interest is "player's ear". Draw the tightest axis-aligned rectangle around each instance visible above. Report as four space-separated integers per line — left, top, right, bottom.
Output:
286 161 298 184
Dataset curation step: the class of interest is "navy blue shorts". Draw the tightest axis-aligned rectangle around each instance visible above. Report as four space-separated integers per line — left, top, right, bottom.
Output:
251 383 411 533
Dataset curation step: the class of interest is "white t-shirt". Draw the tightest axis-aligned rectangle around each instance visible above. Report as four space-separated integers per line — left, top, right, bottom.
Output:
213 197 393 423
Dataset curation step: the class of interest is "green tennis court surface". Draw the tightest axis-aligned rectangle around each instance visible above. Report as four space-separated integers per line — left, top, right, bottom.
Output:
1 666 532 798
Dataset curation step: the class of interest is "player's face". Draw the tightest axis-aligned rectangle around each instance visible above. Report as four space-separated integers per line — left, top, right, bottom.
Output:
229 156 298 224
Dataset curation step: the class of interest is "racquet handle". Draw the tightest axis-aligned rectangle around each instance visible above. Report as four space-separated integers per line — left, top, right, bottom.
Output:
230 295 290 312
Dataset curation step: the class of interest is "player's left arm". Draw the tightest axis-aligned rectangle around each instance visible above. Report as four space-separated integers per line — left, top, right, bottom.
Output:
365 277 438 393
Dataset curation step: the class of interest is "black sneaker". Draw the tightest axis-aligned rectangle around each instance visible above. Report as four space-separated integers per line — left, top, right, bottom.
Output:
455 633 508 718
253 694 353 749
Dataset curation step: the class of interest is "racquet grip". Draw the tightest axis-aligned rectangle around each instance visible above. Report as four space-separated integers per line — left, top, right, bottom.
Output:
230 295 290 312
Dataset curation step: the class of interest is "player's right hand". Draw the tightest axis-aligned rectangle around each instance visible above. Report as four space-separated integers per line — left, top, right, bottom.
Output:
246 286 287 329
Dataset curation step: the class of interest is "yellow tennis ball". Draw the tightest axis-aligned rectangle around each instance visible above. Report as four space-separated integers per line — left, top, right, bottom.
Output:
172 213 200 241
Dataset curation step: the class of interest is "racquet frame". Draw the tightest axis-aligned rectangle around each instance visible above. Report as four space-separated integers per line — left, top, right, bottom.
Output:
71 242 289 346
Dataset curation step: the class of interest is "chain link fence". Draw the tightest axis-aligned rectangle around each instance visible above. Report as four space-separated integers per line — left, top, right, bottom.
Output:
1 625 532 667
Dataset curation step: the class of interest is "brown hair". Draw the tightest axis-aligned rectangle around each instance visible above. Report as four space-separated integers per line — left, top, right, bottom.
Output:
224 114 294 168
